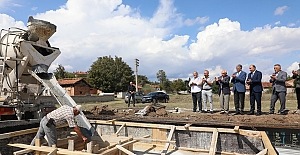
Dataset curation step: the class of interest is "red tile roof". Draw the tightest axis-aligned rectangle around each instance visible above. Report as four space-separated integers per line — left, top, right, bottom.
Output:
58 78 83 85
74 71 87 75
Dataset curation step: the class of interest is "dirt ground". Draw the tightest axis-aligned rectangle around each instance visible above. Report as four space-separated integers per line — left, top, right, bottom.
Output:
85 104 300 129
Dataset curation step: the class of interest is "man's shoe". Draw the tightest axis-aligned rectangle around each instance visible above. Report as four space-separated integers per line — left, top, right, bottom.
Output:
256 112 262 116
210 111 213 114
199 110 203 113
234 111 240 115
220 111 225 114
247 112 254 115
192 110 196 112
240 111 244 115
268 111 274 114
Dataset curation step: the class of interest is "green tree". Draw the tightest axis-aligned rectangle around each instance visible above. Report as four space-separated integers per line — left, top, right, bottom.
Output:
172 79 187 92
156 70 167 84
53 64 67 79
138 75 150 86
162 79 172 93
88 56 134 92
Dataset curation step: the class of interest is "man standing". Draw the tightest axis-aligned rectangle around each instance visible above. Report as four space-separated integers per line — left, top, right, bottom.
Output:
200 70 214 113
215 70 230 114
269 64 287 115
231 64 247 115
246 65 263 116
31 105 88 147
189 71 202 112
292 63 300 113
128 82 136 107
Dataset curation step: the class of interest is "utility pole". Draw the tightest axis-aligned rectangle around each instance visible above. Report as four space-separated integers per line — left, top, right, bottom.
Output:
135 58 139 92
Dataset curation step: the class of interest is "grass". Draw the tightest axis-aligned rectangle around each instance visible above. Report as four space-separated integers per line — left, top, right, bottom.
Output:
80 93 298 113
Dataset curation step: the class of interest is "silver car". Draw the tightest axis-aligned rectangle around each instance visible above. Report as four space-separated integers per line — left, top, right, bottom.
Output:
124 92 144 103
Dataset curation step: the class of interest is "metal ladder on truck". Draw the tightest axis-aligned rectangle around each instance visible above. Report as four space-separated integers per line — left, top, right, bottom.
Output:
0 28 26 95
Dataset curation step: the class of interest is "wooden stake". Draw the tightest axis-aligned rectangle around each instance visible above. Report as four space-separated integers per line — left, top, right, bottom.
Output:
35 138 41 155
68 140 74 151
209 129 218 155
234 126 239 132
114 123 126 136
260 131 277 155
161 125 176 155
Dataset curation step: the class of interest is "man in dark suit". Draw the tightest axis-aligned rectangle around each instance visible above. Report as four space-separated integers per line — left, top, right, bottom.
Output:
231 64 247 115
215 70 230 114
128 82 136 107
269 64 287 115
292 62 300 113
246 65 263 116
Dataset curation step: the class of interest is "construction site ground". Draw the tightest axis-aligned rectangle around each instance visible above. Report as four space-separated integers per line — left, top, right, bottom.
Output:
83 93 300 129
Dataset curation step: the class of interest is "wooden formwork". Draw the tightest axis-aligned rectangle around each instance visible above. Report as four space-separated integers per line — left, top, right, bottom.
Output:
6 120 277 155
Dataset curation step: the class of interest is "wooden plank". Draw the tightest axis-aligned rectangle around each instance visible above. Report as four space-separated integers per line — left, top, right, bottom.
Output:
35 138 41 155
260 131 277 155
133 137 176 144
90 120 262 138
184 123 192 129
161 126 176 155
87 141 93 153
101 139 137 155
256 148 268 155
209 129 218 155
114 123 126 136
152 128 167 145
9 143 98 155
0 124 68 140
116 145 136 155
47 148 57 155
13 149 32 155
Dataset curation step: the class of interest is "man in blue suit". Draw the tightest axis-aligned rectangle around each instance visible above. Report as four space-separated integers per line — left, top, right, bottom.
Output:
231 64 246 115
246 65 263 116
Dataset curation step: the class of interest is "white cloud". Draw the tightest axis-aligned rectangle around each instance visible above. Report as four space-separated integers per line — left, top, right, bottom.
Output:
287 62 300 76
275 21 280 25
288 23 295 27
1 0 300 82
184 16 209 26
31 7 38 11
274 6 288 15
0 14 26 34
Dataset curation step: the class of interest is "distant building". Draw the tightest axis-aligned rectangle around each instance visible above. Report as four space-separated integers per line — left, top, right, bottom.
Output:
74 71 88 78
58 78 99 96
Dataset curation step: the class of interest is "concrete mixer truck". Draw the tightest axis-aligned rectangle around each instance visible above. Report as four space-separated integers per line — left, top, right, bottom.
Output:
0 16 93 136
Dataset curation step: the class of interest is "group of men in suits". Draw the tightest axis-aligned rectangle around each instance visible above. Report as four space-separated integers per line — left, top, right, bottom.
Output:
194 63 288 116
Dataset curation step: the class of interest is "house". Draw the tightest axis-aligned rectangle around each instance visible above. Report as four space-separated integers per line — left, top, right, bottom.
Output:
74 71 88 78
58 78 99 96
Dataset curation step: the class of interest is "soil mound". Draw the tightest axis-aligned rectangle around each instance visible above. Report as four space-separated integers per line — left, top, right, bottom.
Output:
89 105 115 115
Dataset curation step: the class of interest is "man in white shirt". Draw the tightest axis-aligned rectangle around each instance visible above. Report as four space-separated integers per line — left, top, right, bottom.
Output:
189 71 202 112
200 70 214 113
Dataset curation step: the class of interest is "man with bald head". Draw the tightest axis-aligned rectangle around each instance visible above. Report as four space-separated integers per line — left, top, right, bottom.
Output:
215 70 231 114
269 64 287 115
246 65 263 116
189 71 202 112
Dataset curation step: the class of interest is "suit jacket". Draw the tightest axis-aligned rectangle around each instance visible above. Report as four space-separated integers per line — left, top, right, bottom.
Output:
247 70 263 93
216 75 230 95
231 71 246 92
270 70 287 92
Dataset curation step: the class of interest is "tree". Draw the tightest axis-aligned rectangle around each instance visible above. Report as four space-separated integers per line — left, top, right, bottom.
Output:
88 56 134 92
138 75 150 86
156 70 167 84
172 79 187 92
54 64 68 79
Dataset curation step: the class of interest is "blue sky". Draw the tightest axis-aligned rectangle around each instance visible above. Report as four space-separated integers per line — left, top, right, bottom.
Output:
1 0 300 82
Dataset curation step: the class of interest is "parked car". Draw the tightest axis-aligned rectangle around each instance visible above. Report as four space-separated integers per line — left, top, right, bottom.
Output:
142 92 169 103
124 92 144 103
